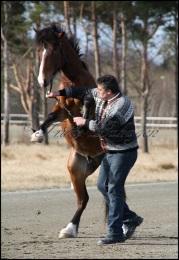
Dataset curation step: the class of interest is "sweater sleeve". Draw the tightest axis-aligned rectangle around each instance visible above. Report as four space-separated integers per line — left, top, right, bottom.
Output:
85 119 99 132
59 87 93 100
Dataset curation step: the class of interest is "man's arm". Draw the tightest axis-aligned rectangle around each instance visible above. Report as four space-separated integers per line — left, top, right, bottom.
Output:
47 86 99 131
46 87 93 100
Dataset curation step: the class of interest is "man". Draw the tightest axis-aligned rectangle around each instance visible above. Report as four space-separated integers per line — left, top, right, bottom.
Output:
47 75 143 245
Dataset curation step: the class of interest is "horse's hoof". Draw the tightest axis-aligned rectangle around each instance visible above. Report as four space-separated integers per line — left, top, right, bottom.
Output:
58 223 77 239
58 231 76 239
31 129 44 143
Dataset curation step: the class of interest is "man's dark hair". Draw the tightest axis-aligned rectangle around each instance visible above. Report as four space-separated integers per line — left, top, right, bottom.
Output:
97 75 121 94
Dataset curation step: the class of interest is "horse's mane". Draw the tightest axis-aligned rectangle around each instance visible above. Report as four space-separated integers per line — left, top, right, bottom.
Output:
35 24 88 70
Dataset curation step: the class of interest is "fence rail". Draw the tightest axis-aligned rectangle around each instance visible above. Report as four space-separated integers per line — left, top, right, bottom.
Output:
1 114 177 128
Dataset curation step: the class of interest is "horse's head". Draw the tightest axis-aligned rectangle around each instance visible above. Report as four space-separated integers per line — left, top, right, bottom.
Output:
35 24 65 89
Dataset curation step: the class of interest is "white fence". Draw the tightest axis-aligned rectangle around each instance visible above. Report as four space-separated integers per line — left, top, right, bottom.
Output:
1 114 177 128
134 116 177 128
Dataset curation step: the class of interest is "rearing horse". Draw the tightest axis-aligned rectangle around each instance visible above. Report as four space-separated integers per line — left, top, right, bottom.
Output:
32 24 104 238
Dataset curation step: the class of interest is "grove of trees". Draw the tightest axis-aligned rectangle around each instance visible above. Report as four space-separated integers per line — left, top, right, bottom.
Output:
1 1 178 152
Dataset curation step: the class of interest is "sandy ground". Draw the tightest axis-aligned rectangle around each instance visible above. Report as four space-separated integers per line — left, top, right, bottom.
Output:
1 182 178 259
1 143 178 191
1 143 178 259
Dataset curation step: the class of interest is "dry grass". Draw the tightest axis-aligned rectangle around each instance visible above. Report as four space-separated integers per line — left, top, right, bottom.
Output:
1 143 178 191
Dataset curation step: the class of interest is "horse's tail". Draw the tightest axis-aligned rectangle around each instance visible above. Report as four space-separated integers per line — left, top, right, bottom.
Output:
104 187 127 223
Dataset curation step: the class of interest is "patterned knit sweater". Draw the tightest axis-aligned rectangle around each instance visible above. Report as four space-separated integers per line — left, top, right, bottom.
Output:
63 87 138 151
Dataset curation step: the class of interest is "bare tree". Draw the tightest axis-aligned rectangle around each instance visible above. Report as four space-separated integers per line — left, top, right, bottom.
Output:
120 12 127 95
174 9 178 146
10 57 40 131
64 1 72 36
140 41 150 153
1 1 9 145
70 3 77 38
112 8 119 82
91 1 101 79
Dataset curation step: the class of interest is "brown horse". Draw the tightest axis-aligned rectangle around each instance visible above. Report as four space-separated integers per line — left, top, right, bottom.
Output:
32 24 104 238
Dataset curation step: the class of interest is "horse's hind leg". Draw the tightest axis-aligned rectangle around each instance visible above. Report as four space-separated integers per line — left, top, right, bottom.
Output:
59 149 92 239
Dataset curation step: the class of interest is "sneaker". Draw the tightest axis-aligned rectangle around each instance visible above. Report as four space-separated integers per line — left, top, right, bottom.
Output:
123 215 143 239
97 236 126 246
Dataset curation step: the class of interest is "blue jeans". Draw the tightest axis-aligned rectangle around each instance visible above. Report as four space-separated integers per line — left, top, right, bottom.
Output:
97 149 138 239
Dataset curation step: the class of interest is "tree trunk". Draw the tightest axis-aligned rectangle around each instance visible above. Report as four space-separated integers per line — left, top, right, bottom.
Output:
30 103 40 131
2 2 9 145
29 57 40 131
71 5 77 38
140 43 149 153
31 88 40 131
174 11 178 147
141 95 149 153
64 1 72 36
91 1 101 79
112 9 119 82
43 89 49 144
120 12 127 95
31 93 40 131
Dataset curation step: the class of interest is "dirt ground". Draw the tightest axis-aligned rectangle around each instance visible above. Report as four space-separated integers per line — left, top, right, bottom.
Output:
1 144 178 191
1 143 178 259
1 182 178 259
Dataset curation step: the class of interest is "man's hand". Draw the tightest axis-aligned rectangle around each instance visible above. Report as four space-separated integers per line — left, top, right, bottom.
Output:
46 91 59 98
73 117 86 126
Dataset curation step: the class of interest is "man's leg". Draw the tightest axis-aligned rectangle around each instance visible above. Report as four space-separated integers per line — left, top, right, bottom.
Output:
97 150 137 245
97 155 110 206
122 192 143 239
123 203 143 239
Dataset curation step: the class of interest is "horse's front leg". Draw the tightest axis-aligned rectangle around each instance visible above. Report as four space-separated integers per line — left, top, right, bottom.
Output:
31 111 58 142
59 149 91 239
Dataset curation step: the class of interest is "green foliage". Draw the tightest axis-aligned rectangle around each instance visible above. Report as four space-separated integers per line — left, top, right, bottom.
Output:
1 1 30 54
1 1 177 116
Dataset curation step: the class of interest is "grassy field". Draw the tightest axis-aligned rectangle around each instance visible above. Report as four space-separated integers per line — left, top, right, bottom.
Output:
1 142 178 191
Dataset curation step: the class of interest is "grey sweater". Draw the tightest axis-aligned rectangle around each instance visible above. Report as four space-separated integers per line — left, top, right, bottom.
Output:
63 87 138 151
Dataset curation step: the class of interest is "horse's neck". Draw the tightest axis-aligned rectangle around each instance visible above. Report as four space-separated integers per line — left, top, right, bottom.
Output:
62 38 96 87
63 65 96 87
60 73 74 88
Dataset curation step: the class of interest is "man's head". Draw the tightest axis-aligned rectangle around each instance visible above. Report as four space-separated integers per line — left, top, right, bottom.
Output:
96 75 121 100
